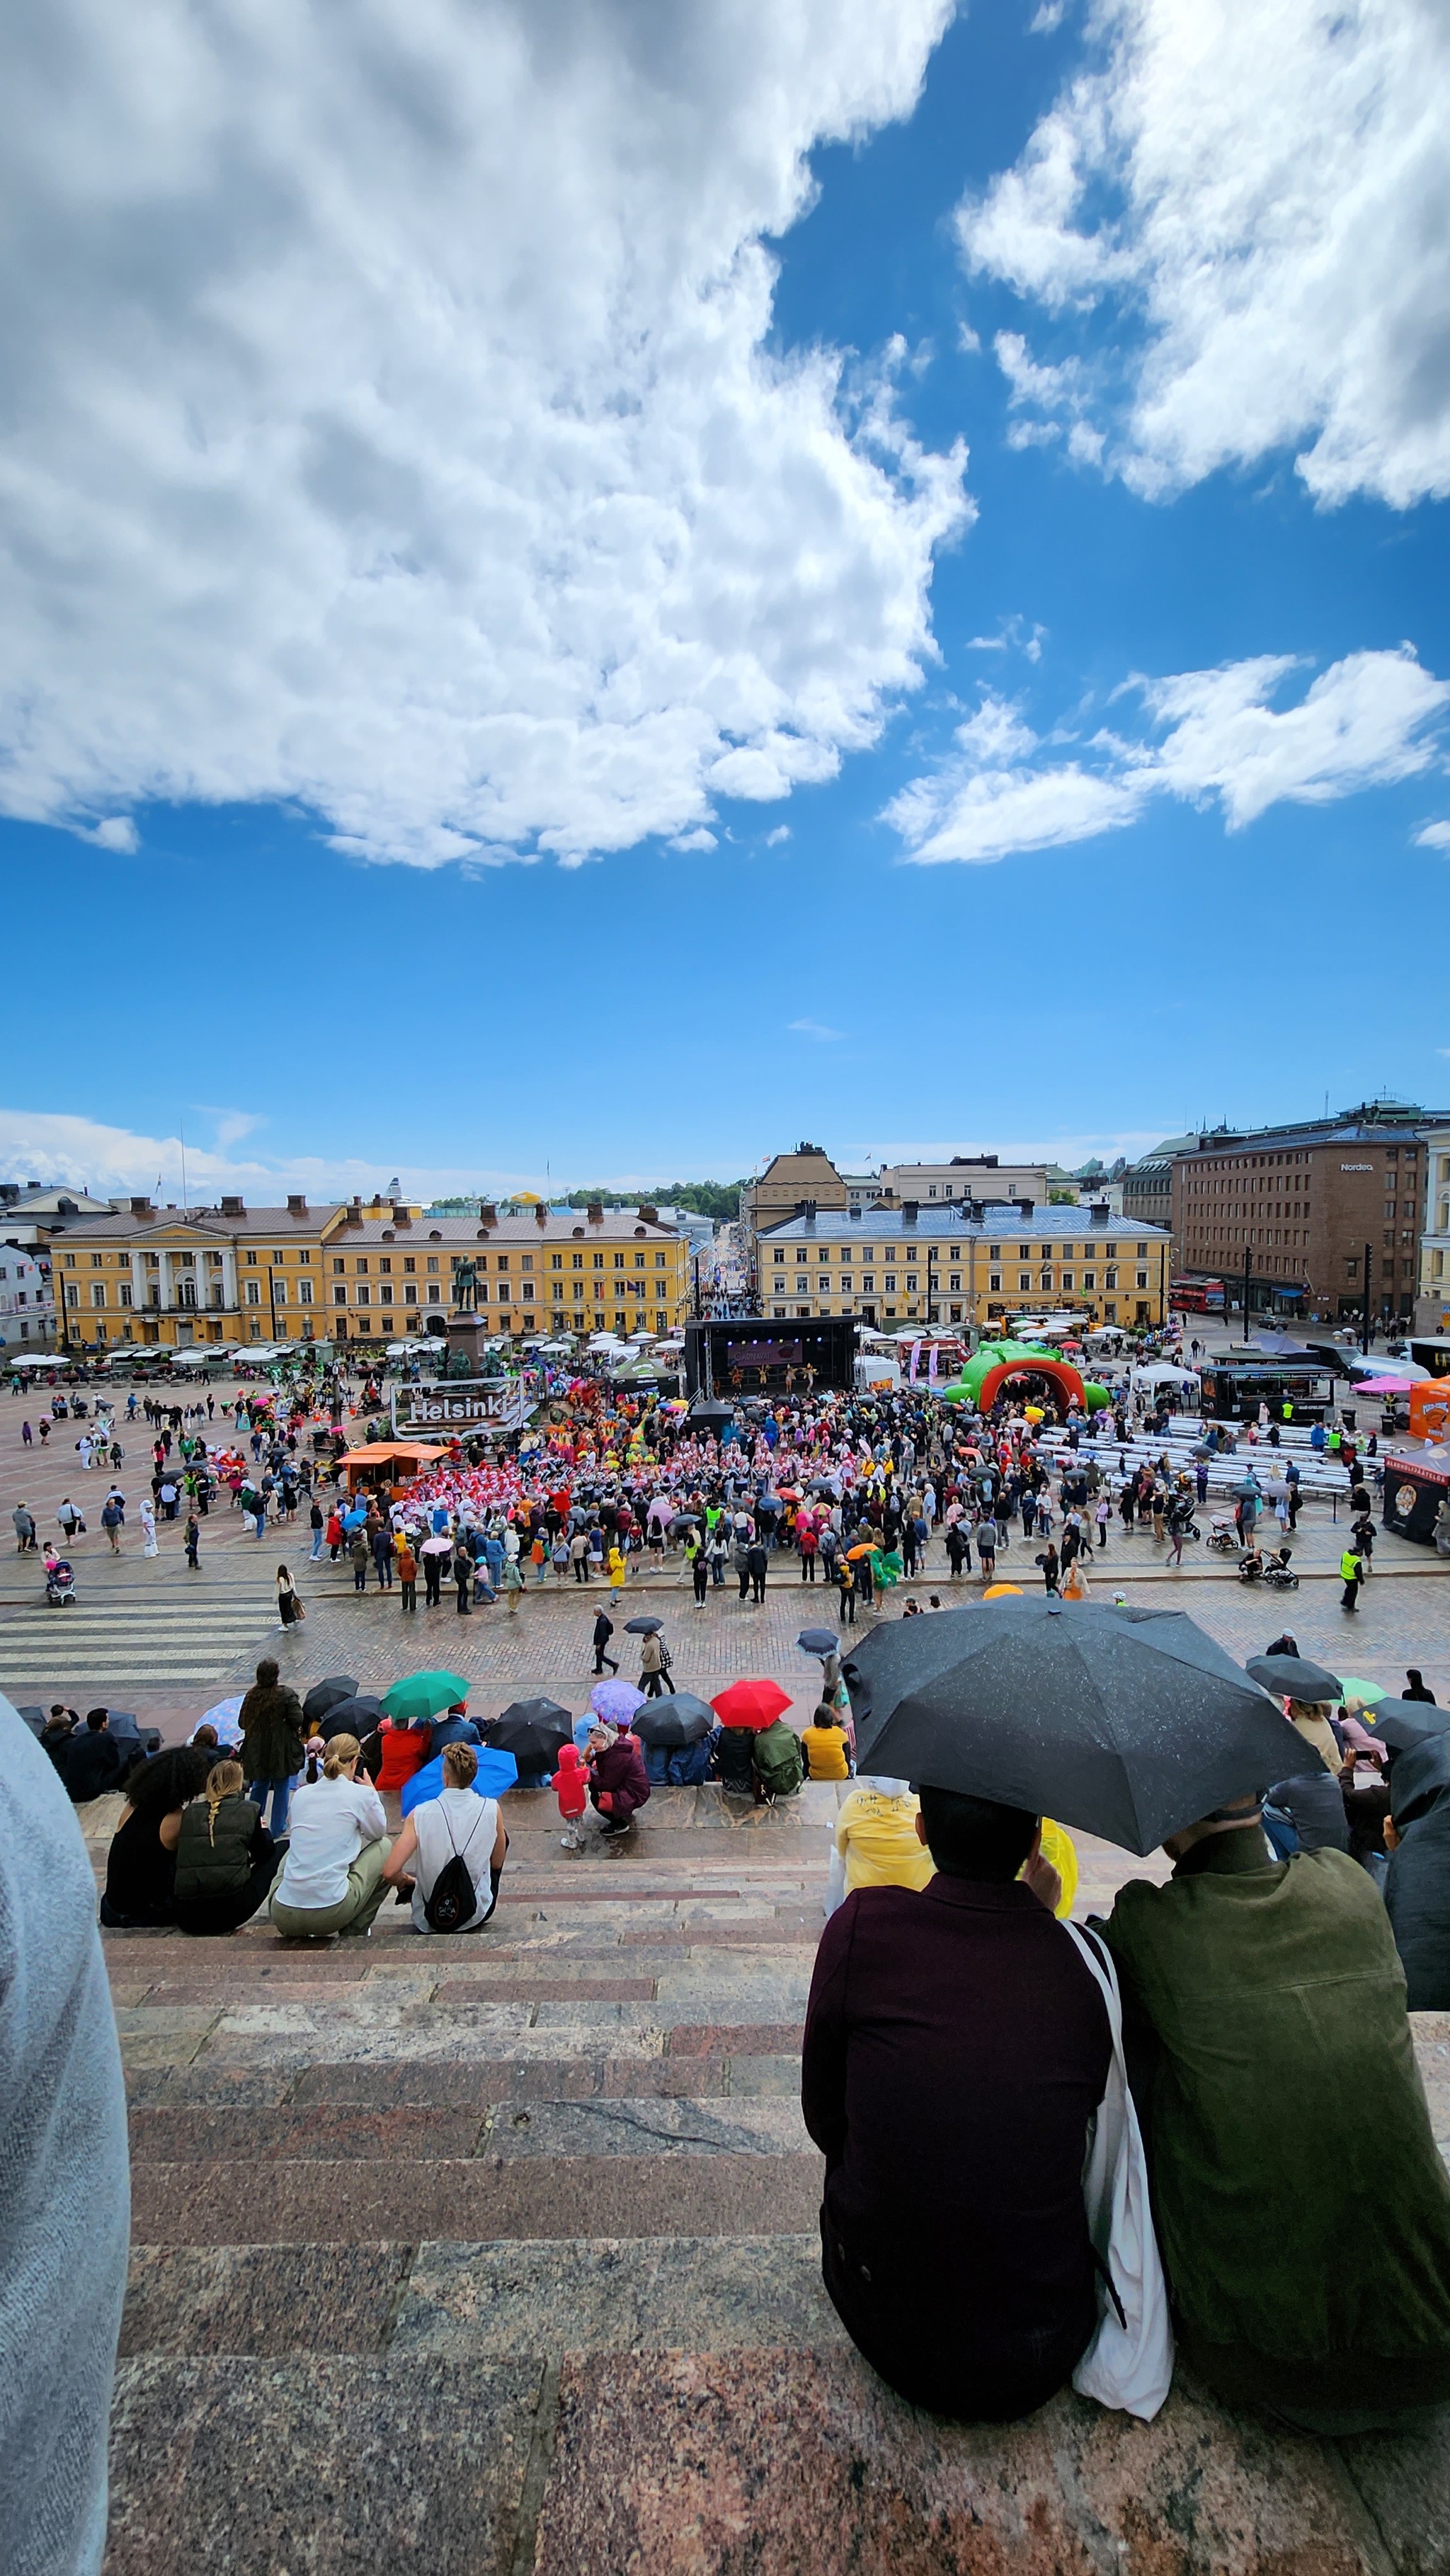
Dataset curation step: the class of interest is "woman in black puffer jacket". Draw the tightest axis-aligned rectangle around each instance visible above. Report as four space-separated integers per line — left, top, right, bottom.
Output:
173 1760 283 1936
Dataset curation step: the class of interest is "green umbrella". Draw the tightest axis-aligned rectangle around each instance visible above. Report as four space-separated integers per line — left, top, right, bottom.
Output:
1340 1677 1387 1711
382 1669 471 1723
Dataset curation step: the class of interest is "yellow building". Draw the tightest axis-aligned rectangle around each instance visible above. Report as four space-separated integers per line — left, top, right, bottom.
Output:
57 1192 691 1352
760 1200 1171 1331
56 1192 352 1351
316 1199 690 1344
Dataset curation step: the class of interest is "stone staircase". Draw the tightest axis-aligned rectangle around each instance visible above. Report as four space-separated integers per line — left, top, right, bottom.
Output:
93 1784 1450 2575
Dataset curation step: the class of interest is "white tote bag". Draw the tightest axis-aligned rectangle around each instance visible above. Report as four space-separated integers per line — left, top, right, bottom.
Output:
1061 1920 1175 2421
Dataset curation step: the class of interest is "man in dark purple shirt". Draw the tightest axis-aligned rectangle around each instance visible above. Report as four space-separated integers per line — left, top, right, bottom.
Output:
802 1786 1111 2421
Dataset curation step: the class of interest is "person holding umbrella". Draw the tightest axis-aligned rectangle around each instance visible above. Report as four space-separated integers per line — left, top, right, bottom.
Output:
630 1619 675 1696
1097 1786 1450 2431
803 1780 1109 2423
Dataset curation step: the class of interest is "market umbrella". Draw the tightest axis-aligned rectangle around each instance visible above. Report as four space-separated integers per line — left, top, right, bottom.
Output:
633 1694 715 1750
844 1598 1312 1857
1366 1701 1450 1754
624 1616 664 1635
485 1697 573 1769
318 1695 386 1742
303 1675 358 1728
712 1677 791 1732
1245 1654 1343 1703
797 1627 841 1656
382 1668 472 1723
590 1677 646 1725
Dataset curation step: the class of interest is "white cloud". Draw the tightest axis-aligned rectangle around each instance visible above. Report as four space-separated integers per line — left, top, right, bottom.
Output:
0 0 966 866
957 0 1450 507
1030 2 1068 33
763 823 791 845
670 827 718 852
887 648 1449 865
74 817 139 853
789 1018 843 1042
0 1106 747 1202
1415 821 1450 851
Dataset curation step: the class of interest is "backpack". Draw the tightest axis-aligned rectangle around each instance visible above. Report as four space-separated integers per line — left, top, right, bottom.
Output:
424 1806 481 1932
751 1720 804 1801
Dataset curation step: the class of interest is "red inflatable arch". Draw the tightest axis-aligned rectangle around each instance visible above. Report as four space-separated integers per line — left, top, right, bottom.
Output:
975 1356 1086 1414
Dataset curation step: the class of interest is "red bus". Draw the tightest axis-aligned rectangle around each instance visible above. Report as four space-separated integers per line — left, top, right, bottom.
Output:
1171 1277 1226 1315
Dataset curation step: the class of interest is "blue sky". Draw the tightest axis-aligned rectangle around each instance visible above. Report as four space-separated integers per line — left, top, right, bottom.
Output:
3 0 1448 1200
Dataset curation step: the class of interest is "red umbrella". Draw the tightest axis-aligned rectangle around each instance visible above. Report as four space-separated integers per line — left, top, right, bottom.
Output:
712 1677 792 1731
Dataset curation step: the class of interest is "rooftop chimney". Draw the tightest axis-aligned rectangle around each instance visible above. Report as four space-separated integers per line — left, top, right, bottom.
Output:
535 1202 548 1226
902 1199 919 1224
129 1195 154 1219
1090 1200 1110 1223
392 1203 411 1228
636 1204 658 1226
587 1203 605 1225
287 1193 307 1217
219 1195 244 1219
1017 1197 1034 1219
479 1204 497 1229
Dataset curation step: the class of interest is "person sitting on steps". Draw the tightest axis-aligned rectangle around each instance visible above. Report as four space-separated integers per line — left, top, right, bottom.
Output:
267 1734 392 1942
382 1742 508 1933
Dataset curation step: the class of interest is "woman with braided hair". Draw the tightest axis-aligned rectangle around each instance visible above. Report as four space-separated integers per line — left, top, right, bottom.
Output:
173 1760 285 1937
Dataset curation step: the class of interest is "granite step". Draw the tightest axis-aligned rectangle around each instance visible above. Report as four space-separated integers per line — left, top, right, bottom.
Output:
101 1818 1450 2574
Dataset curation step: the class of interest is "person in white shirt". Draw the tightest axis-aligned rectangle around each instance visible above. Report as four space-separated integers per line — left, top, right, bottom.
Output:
381 1743 506 1933
268 1734 391 1939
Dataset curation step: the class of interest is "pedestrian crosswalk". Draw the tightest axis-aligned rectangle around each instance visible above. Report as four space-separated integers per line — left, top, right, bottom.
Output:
0 1597 273 1692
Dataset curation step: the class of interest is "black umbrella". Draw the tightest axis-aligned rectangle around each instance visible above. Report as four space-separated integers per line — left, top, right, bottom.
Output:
318 1695 385 1741
304 1674 359 1727
797 1626 840 1656
624 1615 664 1635
1245 1654 1342 1703
1369 1702 1450 1755
668 1514 701 1536
632 1692 714 1749
484 1697 573 1769
845 1598 1311 1857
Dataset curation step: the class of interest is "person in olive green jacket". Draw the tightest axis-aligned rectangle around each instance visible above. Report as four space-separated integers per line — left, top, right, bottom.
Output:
173 1761 282 1936
1099 1795 1450 2434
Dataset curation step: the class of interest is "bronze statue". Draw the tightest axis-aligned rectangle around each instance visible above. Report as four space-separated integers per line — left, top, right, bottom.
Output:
453 1258 477 1312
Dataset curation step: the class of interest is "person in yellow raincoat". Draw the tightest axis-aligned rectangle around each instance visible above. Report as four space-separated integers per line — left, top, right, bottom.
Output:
830 1779 1078 1921
607 1544 627 1592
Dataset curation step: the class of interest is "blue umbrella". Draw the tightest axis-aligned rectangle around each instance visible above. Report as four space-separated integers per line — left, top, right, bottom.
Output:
401 1747 518 1814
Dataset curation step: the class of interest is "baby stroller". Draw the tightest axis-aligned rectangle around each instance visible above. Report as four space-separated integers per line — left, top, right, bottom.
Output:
45 1554 76 1607
1262 1546 1299 1592
1206 1515 1240 1556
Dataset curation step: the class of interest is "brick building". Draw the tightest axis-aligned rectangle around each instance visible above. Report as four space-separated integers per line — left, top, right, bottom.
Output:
1171 1102 1448 1322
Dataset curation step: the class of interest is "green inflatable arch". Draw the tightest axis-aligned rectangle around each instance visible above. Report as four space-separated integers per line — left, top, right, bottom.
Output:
940 1339 1111 1415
